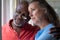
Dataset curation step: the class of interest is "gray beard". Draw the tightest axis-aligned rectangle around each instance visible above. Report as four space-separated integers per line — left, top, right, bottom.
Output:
28 19 36 26
13 16 27 27
13 20 22 27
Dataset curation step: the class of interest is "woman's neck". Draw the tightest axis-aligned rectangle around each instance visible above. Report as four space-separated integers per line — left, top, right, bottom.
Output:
38 20 49 29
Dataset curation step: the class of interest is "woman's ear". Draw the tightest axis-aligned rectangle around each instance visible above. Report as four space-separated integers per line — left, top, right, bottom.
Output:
44 8 47 13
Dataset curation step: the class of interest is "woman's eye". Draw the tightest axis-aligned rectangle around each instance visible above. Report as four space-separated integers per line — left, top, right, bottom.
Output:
31 9 35 13
32 9 35 11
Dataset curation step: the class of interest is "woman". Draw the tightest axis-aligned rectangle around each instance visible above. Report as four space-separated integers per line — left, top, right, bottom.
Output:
28 0 60 40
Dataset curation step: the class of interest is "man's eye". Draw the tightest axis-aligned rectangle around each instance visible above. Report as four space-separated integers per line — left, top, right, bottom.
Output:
16 11 21 14
22 16 27 19
22 14 27 19
22 14 26 16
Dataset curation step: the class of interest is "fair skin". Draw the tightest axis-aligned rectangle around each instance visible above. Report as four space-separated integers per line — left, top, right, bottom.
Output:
28 2 49 29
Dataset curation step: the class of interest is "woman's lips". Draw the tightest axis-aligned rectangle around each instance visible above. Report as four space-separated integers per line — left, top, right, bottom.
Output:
31 17 35 20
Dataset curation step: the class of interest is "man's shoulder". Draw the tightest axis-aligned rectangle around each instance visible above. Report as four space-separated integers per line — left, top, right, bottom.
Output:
2 23 9 31
23 23 40 31
2 19 12 31
2 23 9 28
2 19 13 29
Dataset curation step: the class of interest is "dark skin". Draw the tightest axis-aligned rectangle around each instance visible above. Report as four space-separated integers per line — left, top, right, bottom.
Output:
50 27 60 39
12 2 30 35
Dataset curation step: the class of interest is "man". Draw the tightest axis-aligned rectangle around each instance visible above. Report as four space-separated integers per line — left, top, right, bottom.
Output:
2 1 40 40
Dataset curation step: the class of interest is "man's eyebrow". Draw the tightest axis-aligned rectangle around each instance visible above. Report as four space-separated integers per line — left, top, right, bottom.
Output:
16 10 21 13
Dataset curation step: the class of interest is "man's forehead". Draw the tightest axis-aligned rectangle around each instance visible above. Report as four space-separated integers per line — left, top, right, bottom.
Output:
17 4 24 9
16 4 28 11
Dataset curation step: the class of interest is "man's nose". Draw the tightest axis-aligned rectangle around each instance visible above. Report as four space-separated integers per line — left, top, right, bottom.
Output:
18 14 22 18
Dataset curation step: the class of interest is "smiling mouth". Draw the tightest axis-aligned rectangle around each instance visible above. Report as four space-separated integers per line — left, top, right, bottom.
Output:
15 19 22 23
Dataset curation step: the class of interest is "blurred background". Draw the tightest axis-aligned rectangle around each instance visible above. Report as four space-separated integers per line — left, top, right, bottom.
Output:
2 0 60 26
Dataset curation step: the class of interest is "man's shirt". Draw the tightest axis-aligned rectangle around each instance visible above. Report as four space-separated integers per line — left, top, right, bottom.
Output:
2 19 40 40
35 24 57 40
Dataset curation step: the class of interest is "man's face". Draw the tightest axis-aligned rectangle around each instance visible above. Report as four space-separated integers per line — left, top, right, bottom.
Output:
28 2 46 26
13 4 29 27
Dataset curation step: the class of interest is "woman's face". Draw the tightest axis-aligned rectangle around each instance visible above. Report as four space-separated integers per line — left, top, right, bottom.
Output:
28 2 46 25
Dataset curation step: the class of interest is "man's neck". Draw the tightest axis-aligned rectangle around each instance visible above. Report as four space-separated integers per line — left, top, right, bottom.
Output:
12 22 21 35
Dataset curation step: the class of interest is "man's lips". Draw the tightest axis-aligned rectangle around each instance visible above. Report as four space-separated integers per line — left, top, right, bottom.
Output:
16 19 22 22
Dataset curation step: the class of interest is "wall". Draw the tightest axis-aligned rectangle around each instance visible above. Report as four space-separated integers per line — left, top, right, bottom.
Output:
2 0 17 26
46 0 60 19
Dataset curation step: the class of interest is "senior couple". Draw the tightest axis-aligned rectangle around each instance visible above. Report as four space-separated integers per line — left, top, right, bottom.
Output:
2 0 60 40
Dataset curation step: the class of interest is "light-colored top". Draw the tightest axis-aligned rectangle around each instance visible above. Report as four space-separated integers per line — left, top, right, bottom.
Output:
35 24 57 40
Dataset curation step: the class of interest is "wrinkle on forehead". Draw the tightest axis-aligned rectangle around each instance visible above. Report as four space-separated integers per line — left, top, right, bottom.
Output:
16 4 28 12
29 2 46 9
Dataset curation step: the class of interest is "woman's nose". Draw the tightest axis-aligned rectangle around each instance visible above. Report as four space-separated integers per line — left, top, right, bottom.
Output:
29 13 33 17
